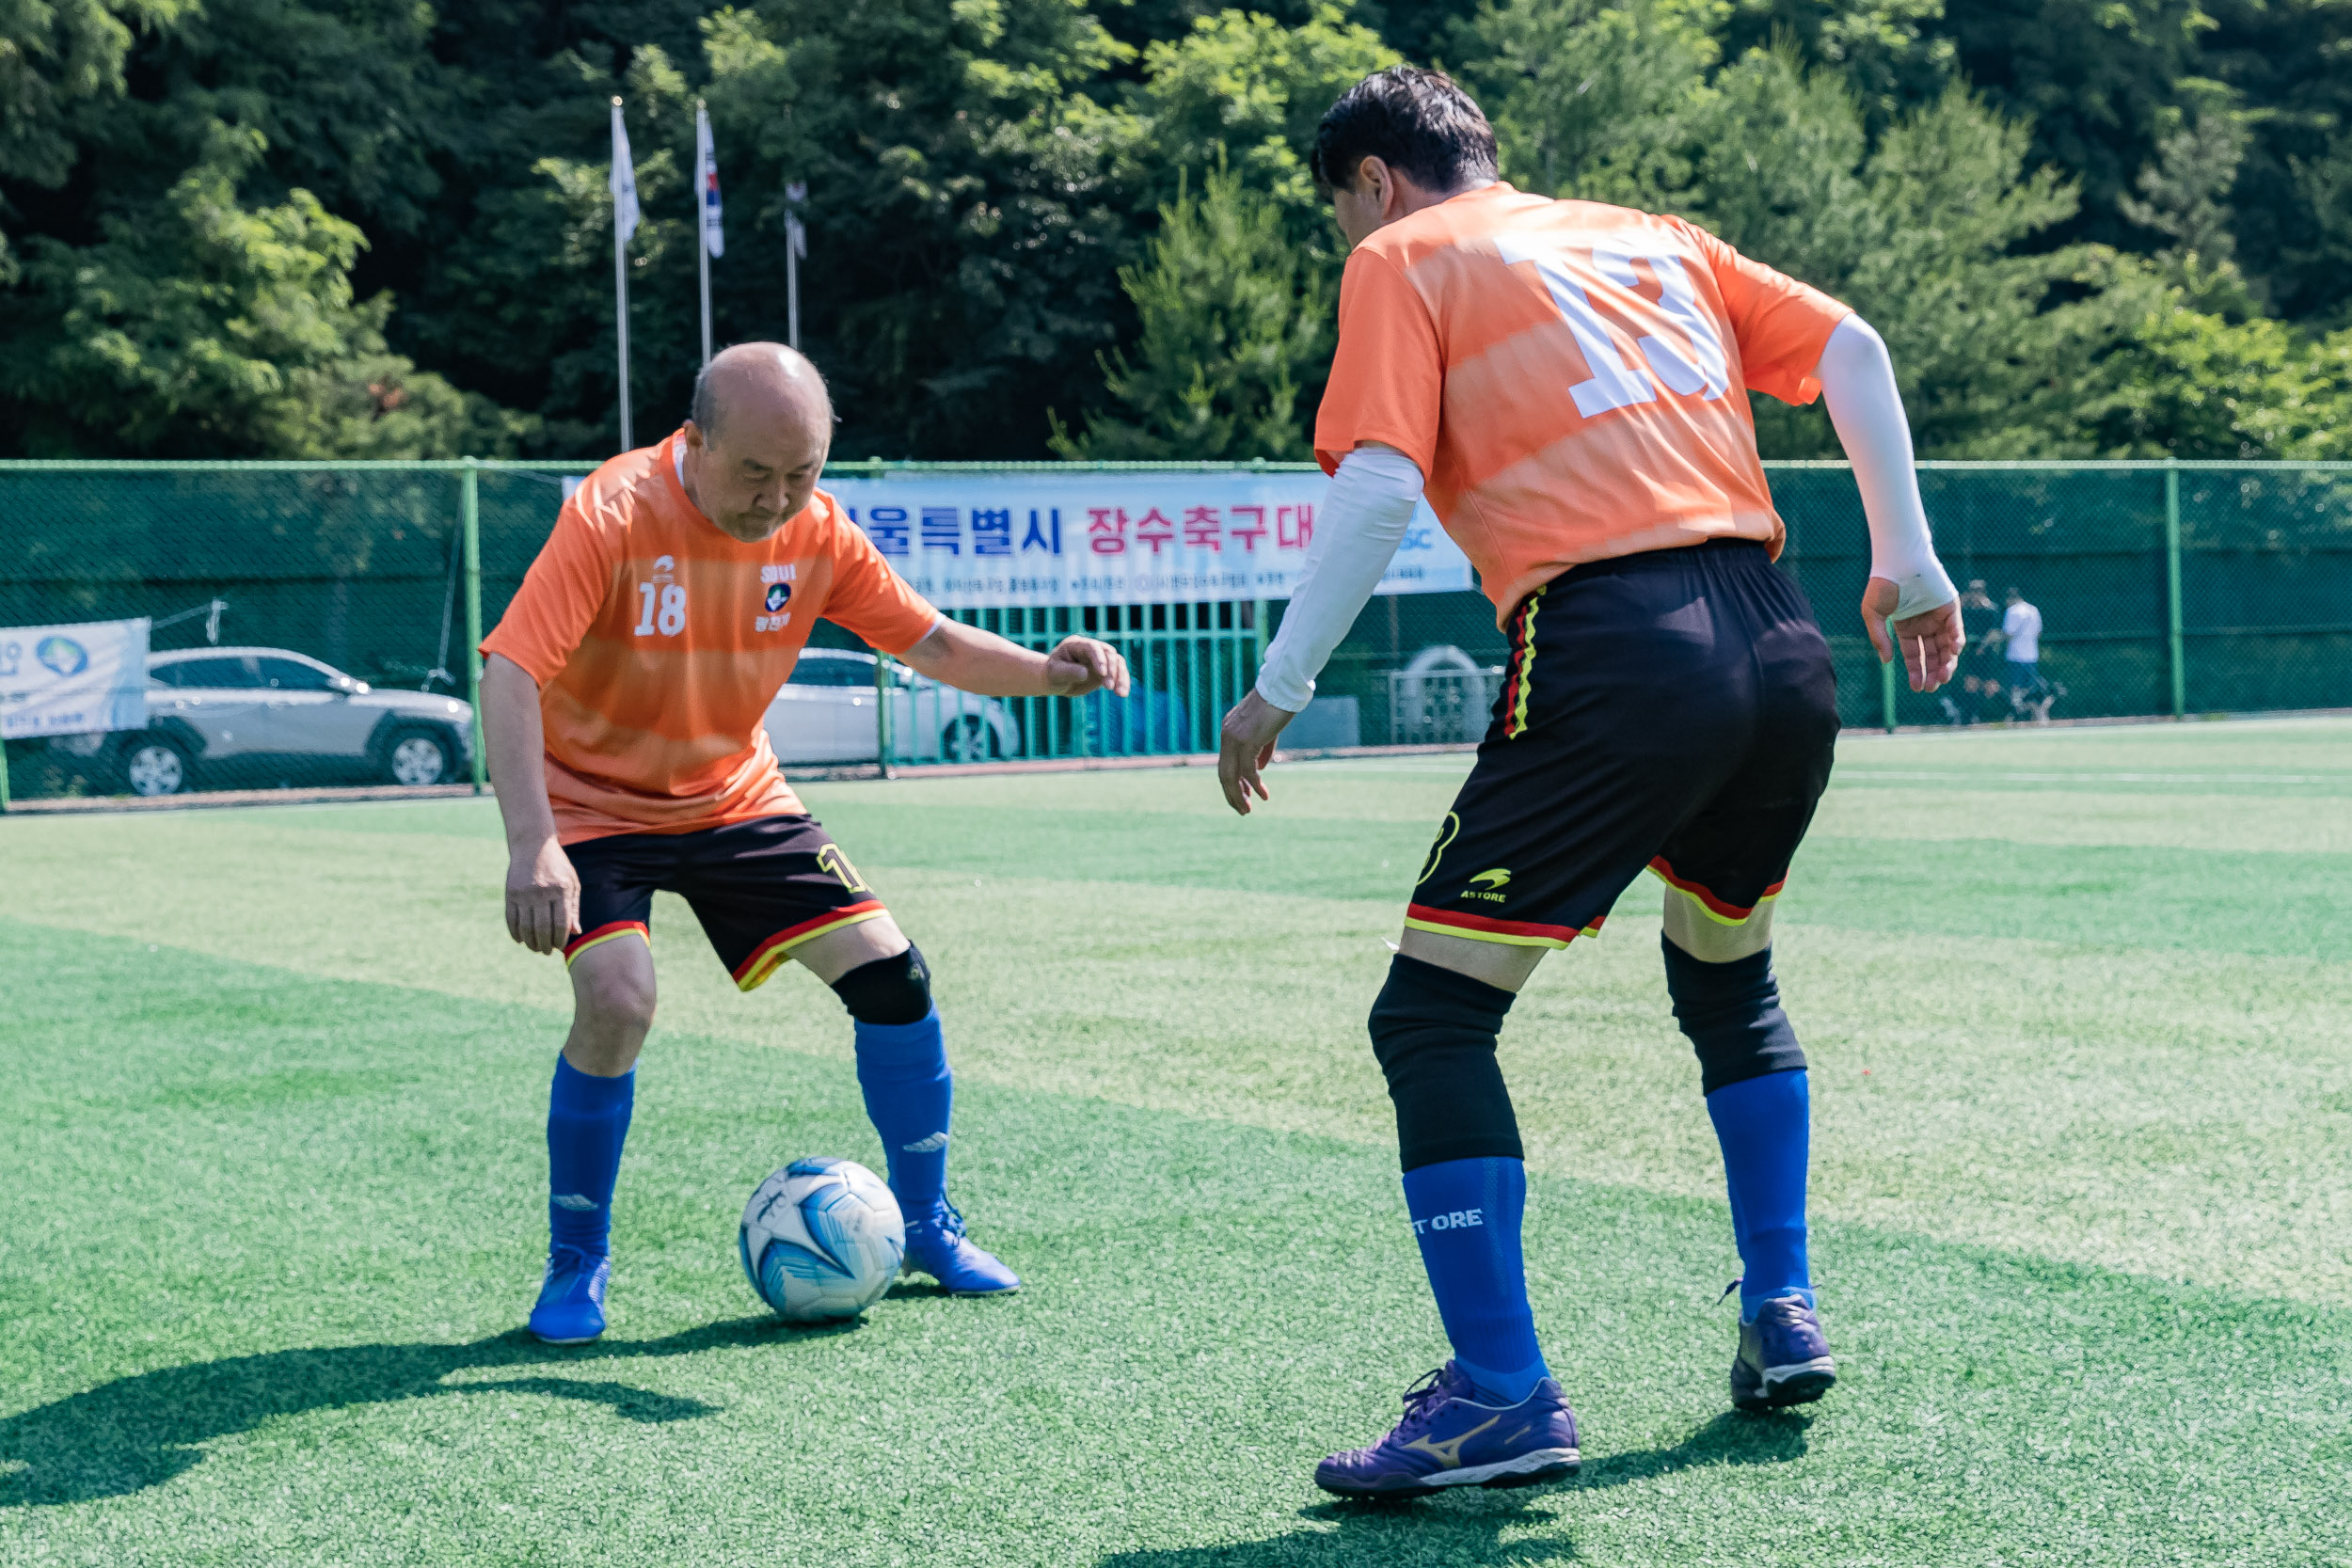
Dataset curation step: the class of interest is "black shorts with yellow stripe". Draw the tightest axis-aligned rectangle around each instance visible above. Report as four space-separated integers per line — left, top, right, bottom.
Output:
1407 540 1838 949
563 815 890 991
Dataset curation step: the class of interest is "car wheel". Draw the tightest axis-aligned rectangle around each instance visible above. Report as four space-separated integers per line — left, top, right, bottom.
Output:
941 715 996 762
121 736 192 797
385 728 453 786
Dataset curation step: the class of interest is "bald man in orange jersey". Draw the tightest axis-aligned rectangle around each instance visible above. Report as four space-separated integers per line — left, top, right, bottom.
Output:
482 344 1128 1343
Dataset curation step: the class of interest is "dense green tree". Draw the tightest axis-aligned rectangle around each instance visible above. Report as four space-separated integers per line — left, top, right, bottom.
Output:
1714 0 1953 126
0 0 189 277
1 125 453 454
2073 265 2352 458
1049 162 1331 457
693 0 1139 458
1117 6 1396 239
0 0 2346 460
1938 0 2208 248
1453 0 1719 209
2199 0 2352 324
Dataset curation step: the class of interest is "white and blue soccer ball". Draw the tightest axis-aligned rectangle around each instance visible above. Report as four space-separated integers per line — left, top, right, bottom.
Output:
738 1156 905 1323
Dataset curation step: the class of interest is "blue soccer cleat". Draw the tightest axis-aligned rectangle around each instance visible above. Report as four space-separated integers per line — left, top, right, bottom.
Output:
1315 1362 1581 1499
528 1244 611 1344
1731 1292 1836 1409
901 1199 1020 1295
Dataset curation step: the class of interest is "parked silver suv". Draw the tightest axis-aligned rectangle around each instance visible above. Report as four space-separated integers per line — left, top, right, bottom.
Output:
72 647 477 796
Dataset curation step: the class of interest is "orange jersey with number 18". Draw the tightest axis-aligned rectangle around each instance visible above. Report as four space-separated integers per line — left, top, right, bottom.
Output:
480 431 940 845
1313 182 1852 623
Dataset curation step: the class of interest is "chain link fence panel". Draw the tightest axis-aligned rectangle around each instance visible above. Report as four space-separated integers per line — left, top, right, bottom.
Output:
5 460 2346 804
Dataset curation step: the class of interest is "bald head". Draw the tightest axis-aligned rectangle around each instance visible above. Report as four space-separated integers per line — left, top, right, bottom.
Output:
680 343 834 542
691 342 832 442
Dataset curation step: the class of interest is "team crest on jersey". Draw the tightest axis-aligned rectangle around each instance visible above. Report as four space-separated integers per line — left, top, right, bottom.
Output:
755 563 800 631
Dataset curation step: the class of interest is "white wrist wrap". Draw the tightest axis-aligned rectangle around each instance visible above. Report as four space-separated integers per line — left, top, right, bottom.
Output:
1253 446 1425 712
1818 315 1958 620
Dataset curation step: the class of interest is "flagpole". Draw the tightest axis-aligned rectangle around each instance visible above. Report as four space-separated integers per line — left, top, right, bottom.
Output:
612 96 633 451
695 100 713 368
785 182 807 353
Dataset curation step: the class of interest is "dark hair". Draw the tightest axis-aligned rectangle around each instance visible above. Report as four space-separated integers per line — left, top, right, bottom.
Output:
1310 66 1498 197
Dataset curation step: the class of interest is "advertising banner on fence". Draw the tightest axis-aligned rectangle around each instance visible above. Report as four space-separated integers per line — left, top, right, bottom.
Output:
820 472 1472 609
0 617 151 739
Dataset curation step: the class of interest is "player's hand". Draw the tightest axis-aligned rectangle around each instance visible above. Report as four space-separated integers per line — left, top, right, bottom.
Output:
1043 636 1130 697
1862 578 1963 694
1218 689 1296 816
506 834 581 955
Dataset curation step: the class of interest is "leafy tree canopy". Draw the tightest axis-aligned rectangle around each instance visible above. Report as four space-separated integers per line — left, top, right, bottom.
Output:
0 0 2344 459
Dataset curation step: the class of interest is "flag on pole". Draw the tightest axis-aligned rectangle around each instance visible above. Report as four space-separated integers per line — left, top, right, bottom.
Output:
610 100 640 246
784 181 808 352
695 104 723 258
611 96 637 449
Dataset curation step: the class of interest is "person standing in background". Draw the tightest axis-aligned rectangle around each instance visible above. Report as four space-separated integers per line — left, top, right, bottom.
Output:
2002 588 2053 721
1941 579 2002 726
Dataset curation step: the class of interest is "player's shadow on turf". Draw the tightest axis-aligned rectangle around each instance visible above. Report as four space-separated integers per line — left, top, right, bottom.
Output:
1576 1406 1812 1489
1091 1413 1806 1567
1101 1495 1574 1566
0 1315 837 1507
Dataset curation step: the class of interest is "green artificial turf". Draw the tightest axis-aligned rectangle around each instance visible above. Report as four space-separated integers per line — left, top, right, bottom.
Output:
3 718 2349 1565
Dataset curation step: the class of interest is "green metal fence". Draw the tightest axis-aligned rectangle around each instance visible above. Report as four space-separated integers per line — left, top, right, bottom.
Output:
3 458 2346 805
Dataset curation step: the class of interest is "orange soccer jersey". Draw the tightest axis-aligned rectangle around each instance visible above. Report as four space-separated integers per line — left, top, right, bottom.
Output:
1312 182 1851 622
480 432 940 845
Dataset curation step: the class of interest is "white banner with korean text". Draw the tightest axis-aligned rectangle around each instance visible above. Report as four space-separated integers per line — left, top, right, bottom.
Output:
0 616 151 739
822 471 1472 609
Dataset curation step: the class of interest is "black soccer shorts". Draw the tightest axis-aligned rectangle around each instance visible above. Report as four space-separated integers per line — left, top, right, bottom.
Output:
1406 539 1839 949
562 815 890 990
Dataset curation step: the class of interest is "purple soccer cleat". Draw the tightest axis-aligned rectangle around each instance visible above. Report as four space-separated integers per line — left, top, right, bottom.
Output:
1731 1293 1837 1409
1315 1362 1581 1499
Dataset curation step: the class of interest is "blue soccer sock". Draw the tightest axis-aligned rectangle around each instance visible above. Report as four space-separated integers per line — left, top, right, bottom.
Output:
853 1008 952 1220
1401 1157 1550 1404
1707 1069 1814 1319
547 1054 634 1258
1661 937 1815 1320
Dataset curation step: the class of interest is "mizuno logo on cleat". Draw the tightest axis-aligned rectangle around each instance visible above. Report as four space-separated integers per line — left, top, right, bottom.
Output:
901 1132 950 1154
552 1194 600 1212
1404 1414 1501 1468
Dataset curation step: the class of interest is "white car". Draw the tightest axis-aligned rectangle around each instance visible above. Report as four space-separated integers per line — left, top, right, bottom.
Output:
65 646 477 796
765 649 1020 765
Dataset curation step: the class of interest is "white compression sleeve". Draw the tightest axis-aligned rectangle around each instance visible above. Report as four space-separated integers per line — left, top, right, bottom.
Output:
1253 445 1425 711
1818 314 1957 619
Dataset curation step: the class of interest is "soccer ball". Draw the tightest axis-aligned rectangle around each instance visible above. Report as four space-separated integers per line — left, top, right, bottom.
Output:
738 1156 906 1323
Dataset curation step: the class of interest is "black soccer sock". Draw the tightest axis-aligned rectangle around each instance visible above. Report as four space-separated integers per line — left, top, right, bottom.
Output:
1367 953 1523 1170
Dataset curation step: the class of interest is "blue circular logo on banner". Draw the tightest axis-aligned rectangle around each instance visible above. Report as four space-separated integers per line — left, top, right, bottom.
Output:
35 636 87 677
